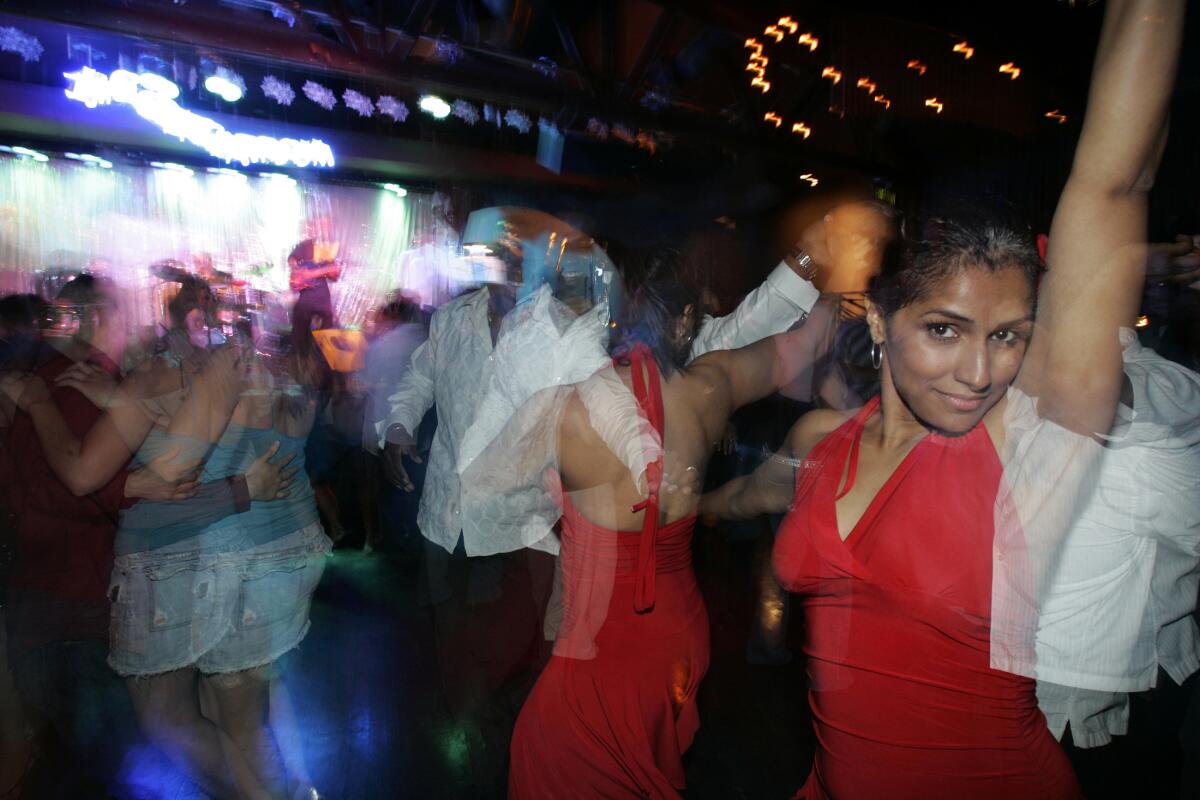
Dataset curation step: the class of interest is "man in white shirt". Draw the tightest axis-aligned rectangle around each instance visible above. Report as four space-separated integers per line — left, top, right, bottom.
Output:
1034 333 1200 797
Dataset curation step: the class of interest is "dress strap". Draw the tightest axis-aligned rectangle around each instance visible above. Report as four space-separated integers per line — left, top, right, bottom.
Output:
626 344 665 613
834 396 878 501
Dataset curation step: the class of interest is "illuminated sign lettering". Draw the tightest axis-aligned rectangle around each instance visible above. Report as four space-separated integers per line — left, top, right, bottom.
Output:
63 67 335 169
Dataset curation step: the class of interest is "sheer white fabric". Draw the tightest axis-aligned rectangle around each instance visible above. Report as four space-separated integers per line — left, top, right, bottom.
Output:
991 331 1200 688
457 263 820 557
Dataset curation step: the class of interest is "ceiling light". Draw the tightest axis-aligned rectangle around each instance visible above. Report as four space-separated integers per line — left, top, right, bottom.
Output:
150 161 193 175
0 145 49 162
418 95 451 119
382 183 407 197
64 152 113 168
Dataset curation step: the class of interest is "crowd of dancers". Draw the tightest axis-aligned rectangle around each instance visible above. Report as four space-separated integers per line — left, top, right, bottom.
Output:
2 1 1200 798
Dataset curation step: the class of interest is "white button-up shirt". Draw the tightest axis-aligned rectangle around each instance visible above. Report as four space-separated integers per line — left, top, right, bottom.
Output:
382 264 819 556
457 263 820 556
1034 333 1200 745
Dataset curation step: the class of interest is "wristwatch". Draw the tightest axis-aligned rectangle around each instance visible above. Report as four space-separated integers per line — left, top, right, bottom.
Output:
785 247 819 282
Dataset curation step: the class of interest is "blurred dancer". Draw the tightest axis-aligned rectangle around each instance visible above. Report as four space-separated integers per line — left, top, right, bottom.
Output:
380 215 824 791
3 276 306 799
2 276 291 798
501 243 834 797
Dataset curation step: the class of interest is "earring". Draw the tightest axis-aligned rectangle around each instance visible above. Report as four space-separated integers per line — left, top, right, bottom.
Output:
871 341 883 370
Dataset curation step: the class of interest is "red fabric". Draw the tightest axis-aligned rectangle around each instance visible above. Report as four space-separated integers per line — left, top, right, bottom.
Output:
509 347 709 799
775 397 1080 800
6 346 129 657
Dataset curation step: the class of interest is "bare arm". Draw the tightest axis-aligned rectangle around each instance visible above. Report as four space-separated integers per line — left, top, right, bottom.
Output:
700 408 847 521
21 378 157 496
1018 0 1184 434
13 347 244 496
691 301 839 413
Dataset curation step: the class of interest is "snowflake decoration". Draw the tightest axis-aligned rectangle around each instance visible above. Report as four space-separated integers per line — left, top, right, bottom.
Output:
533 57 559 80
270 3 297 27
612 124 635 144
434 38 464 65
260 75 295 106
504 109 532 134
377 95 408 122
586 118 610 139
303 80 337 110
635 131 658 154
640 89 667 111
451 100 480 126
0 27 43 63
343 89 375 117
537 117 555 131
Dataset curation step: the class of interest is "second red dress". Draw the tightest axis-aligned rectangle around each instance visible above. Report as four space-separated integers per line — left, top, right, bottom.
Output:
509 348 709 799
775 397 1080 799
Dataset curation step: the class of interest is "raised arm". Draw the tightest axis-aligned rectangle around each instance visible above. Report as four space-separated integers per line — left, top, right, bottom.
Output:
690 297 841 412
1019 0 1185 434
689 258 819 359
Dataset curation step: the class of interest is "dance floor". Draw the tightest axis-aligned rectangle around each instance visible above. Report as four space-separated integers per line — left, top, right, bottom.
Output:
128 524 815 799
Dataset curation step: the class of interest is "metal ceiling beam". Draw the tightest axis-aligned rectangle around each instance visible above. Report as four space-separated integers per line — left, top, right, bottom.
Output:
620 8 679 100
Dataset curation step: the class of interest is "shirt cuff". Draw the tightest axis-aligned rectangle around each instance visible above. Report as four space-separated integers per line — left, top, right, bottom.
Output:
765 262 821 314
228 475 251 513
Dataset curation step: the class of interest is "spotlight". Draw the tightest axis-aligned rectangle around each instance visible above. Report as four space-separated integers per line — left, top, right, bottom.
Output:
418 95 451 119
0 145 49 162
382 183 408 197
207 167 246 178
150 161 194 175
258 172 296 183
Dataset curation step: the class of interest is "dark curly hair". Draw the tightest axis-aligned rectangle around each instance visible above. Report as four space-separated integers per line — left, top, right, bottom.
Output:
607 243 707 377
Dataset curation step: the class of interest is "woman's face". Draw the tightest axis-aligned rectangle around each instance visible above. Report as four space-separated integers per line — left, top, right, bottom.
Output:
868 265 1034 435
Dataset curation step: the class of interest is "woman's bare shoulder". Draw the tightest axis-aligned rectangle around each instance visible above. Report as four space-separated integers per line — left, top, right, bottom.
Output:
785 407 856 460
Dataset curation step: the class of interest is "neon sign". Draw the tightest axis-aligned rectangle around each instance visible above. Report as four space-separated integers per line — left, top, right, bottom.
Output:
63 67 335 169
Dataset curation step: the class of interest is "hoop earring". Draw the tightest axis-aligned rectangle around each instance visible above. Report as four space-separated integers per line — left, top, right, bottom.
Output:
871 342 883 370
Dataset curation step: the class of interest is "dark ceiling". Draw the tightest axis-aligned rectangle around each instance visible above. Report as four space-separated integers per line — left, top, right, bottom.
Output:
0 0 1195 232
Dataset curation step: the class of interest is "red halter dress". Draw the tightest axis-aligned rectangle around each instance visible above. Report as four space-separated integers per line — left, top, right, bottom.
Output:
509 347 709 799
775 397 1080 799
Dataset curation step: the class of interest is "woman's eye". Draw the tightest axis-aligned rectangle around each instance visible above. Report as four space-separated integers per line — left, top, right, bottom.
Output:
992 330 1018 343
927 323 956 339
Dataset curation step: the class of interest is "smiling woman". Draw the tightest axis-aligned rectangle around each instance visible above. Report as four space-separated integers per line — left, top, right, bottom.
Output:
698 1 1185 797
865 214 1040 434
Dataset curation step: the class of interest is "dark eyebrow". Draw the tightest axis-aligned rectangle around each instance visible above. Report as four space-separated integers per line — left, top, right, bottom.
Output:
921 309 973 323
998 315 1035 328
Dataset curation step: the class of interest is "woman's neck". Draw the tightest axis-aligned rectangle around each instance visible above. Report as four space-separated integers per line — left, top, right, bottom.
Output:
873 367 930 450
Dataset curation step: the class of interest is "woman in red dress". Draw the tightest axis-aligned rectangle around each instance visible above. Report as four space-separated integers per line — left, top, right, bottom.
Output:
507 248 838 798
701 2 1184 797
